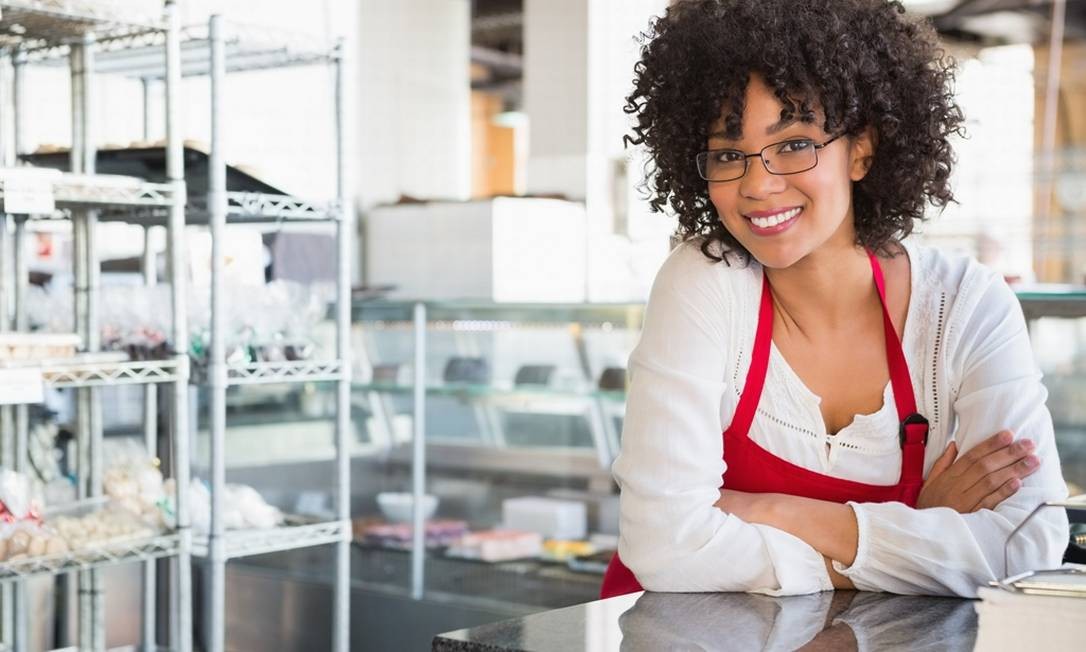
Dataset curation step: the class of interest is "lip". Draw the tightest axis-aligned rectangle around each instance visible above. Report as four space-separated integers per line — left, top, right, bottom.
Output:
745 207 802 236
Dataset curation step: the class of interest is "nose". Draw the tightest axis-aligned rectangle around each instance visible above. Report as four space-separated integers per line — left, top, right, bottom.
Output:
739 154 786 200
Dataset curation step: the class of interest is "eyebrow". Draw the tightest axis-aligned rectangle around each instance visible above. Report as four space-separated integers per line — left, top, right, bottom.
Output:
708 119 803 141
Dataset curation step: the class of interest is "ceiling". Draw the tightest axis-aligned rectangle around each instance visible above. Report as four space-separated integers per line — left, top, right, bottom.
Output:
469 0 1086 106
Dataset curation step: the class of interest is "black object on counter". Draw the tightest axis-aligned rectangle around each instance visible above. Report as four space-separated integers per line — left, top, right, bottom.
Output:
444 357 491 384
598 367 627 391
513 364 556 386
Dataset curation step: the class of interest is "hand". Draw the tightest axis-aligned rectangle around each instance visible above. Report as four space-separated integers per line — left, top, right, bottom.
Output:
916 430 1040 513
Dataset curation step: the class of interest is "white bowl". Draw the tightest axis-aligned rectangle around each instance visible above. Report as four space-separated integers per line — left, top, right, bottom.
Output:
376 492 439 523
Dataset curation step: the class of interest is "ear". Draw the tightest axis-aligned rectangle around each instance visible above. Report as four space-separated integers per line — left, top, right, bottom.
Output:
848 126 878 181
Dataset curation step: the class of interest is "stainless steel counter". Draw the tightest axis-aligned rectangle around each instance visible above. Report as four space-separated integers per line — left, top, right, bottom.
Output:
432 590 978 651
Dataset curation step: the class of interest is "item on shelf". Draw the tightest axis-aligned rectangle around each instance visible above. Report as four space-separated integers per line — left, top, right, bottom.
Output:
598 367 627 391
0 521 68 561
26 280 330 365
0 469 43 523
0 333 81 361
445 529 543 562
376 491 439 523
164 479 284 535
103 454 168 528
50 507 157 551
354 519 469 550
540 539 595 562
566 549 615 574
514 364 556 387
502 496 587 540
443 357 490 384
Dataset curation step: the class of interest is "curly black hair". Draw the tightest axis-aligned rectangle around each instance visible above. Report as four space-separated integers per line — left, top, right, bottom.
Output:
624 0 966 263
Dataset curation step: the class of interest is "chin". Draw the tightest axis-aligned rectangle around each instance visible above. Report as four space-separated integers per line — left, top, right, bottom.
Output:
742 243 808 270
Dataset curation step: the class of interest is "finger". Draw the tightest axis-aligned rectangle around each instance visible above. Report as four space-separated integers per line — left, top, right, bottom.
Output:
962 438 1036 485
928 442 957 479
973 476 1023 512
954 430 1013 467
962 454 1040 509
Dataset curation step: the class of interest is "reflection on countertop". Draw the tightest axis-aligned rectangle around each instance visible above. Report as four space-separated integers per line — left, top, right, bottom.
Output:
432 590 978 652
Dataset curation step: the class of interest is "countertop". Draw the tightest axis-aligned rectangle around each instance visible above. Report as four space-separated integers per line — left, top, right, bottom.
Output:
432 590 978 651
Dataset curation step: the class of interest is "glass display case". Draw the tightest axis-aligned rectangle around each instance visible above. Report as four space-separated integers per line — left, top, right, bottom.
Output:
1017 286 1086 496
347 299 644 611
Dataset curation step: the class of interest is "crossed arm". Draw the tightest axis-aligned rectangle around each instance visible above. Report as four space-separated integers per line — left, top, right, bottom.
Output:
714 430 1043 590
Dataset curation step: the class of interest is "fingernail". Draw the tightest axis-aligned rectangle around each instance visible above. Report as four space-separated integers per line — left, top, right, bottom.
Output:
1024 456 1039 468
999 431 1013 444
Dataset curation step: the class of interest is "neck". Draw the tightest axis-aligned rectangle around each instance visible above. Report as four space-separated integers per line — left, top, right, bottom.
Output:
763 244 878 337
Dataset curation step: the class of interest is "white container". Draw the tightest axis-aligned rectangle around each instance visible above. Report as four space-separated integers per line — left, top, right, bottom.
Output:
501 496 587 540
377 492 439 523
366 197 588 302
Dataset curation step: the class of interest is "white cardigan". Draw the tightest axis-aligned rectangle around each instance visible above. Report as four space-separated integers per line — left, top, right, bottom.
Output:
612 237 1070 597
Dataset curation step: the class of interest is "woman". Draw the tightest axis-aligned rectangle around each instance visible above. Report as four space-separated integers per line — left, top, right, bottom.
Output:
601 0 1070 598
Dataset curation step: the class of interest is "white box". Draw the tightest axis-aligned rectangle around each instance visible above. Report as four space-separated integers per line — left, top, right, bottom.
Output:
501 496 587 540
365 197 587 302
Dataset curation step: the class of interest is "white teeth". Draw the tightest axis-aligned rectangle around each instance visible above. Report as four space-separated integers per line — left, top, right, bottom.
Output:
749 207 801 228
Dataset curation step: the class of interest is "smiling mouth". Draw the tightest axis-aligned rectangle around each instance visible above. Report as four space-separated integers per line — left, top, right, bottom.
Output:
745 206 803 229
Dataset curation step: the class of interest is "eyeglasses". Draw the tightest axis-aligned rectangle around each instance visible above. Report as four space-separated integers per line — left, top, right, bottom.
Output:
696 134 842 182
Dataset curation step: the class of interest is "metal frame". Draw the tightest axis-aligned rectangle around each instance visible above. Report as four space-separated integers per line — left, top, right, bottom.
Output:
0 1 192 651
201 14 350 652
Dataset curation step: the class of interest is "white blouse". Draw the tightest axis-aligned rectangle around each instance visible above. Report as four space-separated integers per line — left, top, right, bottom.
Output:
612 237 1070 597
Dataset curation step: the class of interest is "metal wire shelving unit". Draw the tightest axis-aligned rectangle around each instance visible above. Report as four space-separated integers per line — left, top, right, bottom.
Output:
0 2 192 651
194 16 352 652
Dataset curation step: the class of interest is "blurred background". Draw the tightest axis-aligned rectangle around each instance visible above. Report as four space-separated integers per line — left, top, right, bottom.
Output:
0 0 1084 650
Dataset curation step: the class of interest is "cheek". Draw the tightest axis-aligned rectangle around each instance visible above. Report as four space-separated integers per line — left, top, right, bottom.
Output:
707 187 737 221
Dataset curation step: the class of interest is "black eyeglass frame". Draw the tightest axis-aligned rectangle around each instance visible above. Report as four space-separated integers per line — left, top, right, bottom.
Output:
696 133 844 182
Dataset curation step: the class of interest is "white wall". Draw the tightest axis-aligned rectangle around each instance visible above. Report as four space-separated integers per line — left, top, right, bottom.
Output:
355 0 472 207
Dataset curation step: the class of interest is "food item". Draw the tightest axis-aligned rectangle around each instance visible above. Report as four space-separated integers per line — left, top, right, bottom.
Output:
161 479 284 535
541 539 595 562
0 333 81 361
355 519 468 549
104 455 168 527
445 529 543 562
50 508 154 551
0 523 68 562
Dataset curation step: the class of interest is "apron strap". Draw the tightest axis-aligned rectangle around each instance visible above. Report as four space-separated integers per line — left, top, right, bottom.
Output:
868 249 928 484
729 275 774 438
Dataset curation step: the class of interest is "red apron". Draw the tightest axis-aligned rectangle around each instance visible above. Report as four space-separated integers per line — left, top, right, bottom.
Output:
600 250 929 598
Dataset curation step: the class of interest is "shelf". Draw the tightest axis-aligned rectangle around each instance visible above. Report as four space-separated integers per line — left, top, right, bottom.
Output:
0 531 180 583
0 354 188 390
353 381 626 402
0 172 178 216
188 359 345 386
353 300 645 326
191 518 350 560
0 0 163 54
21 18 339 77
101 191 341 225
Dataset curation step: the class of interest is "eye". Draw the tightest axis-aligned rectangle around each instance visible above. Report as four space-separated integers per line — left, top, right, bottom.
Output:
713 150 744 163
778 139 814 153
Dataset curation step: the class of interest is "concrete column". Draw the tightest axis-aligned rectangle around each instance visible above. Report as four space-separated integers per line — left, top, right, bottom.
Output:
524 0 670 301
356 0 471 207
